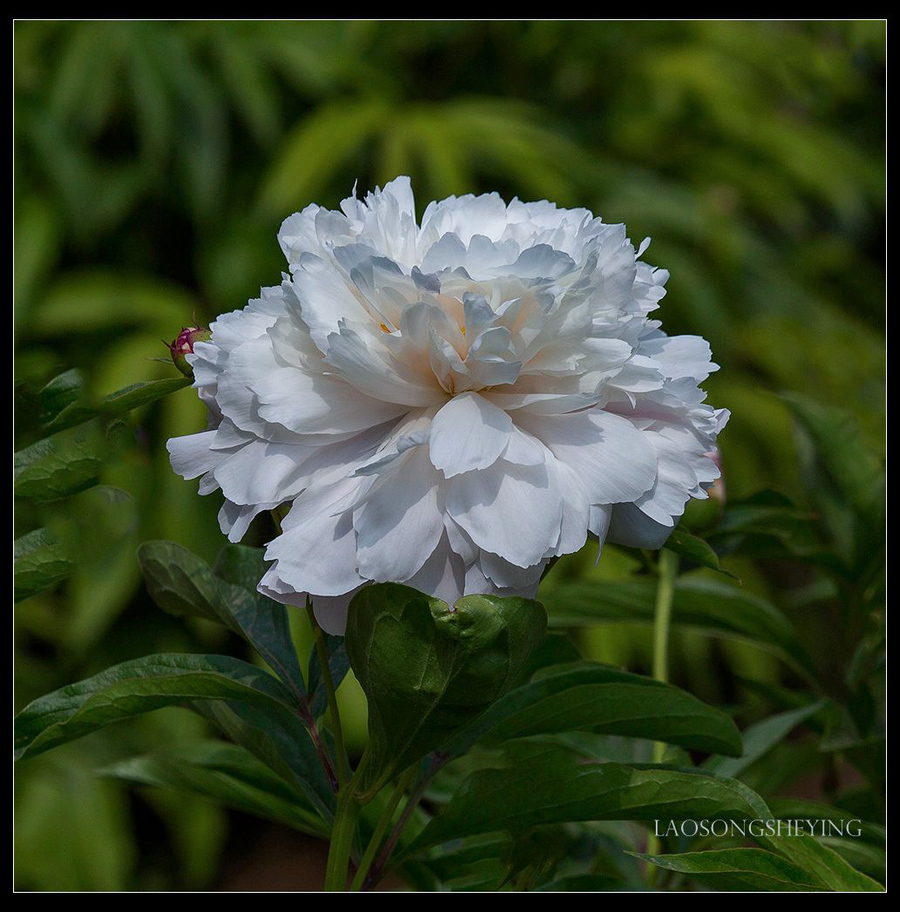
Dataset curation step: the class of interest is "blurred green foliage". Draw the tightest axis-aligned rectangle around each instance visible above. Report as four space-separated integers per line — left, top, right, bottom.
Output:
14 21 884 891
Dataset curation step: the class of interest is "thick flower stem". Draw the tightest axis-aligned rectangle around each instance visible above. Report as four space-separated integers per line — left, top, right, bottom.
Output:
349 766 417 891
646 546 679 887
324 786 362 892
310 610 349 787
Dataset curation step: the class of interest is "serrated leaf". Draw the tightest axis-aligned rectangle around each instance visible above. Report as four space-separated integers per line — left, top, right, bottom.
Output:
445 661 742 758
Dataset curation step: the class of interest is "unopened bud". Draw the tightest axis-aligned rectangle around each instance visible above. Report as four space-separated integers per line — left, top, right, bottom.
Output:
169 326 212 377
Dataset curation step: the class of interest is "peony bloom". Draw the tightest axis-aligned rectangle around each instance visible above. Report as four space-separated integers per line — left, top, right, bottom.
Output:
168 177 728 634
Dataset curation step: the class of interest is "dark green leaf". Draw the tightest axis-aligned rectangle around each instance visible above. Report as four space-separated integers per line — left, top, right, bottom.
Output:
14 424 106 502
307 633 349 719
101 740 329 836
138 541 306 699
194 698 336 820
345 584 546 797
759 833 883 892
406 741 769 854
665 529 738 579
445 661 742 757
14 528 72 602
638 848 826 891
101 376 192 414
39 368 85 424
15 653 298 760
704 701 825 779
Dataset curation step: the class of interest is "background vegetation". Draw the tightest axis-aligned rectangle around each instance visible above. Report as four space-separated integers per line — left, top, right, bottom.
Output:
14 21 885 891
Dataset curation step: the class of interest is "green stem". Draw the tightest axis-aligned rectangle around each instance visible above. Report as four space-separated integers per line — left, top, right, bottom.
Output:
324 785 361 891
349 766 417 892
311 610 348 787
646 547 679 887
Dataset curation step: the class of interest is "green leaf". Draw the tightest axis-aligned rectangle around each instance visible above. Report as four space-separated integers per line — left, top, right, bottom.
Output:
307 633 350 719
38 368 85 424
138 541 306 700
760 834 883 892
704 701 825 780
345 583 546 797
664 529 738 579
406 741 770 854
14 653 299 760
782 393 884 521
101 741 329 836
533 874 628 891
14 528 72 602
444 661 742 757
101 377 192 415
638 848 826 891
14 423 106 502
193 698 336 821
542 576 817 680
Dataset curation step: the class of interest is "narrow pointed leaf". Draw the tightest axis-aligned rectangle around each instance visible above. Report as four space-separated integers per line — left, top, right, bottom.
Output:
15 653 298 760
637 848 826 892
101 741 329 836
445 661 742 757
406 742 770 854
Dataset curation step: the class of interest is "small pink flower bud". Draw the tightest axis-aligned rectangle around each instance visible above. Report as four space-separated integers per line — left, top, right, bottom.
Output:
169 326 212 377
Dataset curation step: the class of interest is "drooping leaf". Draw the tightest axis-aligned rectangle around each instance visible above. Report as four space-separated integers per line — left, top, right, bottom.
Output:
194 698 336 820
14 653 299 760
759 833 883 892
444 661 742 757
345 583 547 797
101 740 329 836
703 701 825 780
637 848 826 892
406 741 769 854
138 541 305 699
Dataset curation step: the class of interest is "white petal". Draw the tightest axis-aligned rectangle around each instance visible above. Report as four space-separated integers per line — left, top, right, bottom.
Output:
447 459 563 567
354 445 445 581
263 479 365 597
429 392 514 478
607 502 674 549
254 366 406 436
517 410 657 505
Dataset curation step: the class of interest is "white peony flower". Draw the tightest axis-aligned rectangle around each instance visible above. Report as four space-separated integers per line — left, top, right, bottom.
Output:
168 177 728 634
